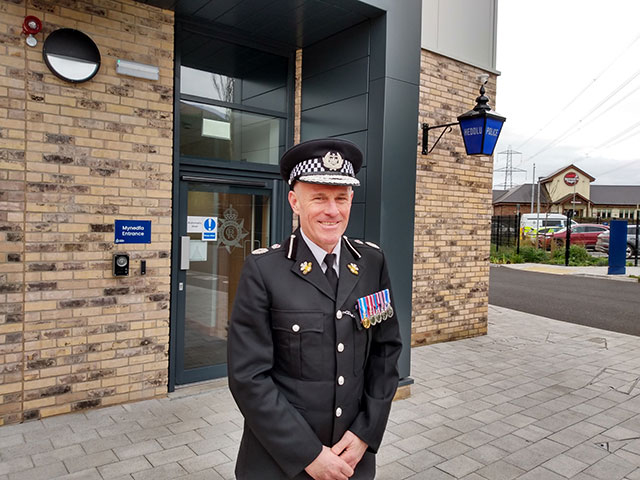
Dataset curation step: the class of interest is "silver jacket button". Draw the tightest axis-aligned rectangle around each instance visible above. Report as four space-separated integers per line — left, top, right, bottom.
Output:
336 310 343 320
336 407 342 417
338 376 345 385
292 324 300 332
337 343 344 352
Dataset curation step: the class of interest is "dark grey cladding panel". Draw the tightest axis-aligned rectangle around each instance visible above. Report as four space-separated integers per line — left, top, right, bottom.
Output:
173 0 210 15
331 131 367 166
242 86 287 112
176 0 236 18
345 203 365 239
353 166 366 204
365 0 421 84
364 77 384 238
301 58 369 111
302 22 370 79
300 94 368 140
196 0 273 23
377 77 418 381
253 8 367 47
379 78 419 229
241 65 288 100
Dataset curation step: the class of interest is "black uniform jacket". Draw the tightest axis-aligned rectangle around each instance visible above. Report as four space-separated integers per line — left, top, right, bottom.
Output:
228 230 402 479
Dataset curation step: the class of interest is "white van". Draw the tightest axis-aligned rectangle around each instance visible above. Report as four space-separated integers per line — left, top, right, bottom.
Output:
520 213 576 237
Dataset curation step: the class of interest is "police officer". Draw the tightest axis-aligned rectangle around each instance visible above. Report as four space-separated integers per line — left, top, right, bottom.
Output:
228 138 402 480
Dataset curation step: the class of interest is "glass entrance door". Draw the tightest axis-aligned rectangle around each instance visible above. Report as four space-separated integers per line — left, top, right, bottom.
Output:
175 178 271 384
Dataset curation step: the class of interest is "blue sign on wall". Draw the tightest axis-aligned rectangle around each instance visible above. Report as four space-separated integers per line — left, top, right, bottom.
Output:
202 217 217 241
115 220 151 244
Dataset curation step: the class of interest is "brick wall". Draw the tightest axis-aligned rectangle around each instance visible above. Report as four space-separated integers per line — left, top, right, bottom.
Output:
412 49 496 346
0 0 174 425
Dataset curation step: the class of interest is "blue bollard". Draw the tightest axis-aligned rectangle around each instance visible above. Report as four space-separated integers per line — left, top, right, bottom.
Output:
608 220 628 275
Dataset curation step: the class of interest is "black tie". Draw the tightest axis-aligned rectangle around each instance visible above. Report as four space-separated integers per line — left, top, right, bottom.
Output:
324 254 338 296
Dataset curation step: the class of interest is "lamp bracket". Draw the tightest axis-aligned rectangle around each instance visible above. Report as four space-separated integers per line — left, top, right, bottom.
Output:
421 122 459 155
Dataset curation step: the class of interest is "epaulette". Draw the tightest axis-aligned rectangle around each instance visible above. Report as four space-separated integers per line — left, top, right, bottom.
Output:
252 240 288 256
347 237 382 253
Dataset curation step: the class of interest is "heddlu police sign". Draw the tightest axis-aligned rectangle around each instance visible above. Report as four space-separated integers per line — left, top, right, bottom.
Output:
115 220 151 244
456 84 505 156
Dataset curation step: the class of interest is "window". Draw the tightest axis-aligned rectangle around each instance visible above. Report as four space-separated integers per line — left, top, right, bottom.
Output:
178 31 289 166
180 100 285 165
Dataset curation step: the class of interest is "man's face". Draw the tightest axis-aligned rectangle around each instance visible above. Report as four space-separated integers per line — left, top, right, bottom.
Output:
288 182 354 253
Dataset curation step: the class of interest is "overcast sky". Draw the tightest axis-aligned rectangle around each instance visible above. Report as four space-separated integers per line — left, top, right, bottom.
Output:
492 1 640 189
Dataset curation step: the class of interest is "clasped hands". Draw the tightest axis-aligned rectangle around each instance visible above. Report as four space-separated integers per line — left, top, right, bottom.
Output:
305 430 368 480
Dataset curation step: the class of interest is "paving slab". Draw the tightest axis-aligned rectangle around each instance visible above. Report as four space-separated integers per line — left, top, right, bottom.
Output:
2 306 640 478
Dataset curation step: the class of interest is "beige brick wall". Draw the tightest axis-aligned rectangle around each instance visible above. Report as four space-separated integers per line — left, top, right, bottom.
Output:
412 49 496 346
0 0 174 425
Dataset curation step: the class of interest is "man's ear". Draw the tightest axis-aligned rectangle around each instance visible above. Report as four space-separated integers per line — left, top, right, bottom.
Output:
288 189 299 215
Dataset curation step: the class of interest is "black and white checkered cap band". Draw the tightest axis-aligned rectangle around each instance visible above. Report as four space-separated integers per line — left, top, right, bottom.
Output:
289 157 356 185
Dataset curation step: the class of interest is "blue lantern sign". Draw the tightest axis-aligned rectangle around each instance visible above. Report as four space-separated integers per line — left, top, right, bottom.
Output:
422 82 506 156
457 84 506 156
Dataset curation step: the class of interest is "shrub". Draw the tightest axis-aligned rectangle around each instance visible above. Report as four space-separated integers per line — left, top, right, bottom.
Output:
490 244 607 266
520 246 547 263
549 245 595 265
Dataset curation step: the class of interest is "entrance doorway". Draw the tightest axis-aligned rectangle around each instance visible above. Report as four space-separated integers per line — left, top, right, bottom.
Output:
175 177 272 384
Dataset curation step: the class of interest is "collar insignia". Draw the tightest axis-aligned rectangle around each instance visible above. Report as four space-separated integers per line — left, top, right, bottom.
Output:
300 261 312 275
347 263 359 275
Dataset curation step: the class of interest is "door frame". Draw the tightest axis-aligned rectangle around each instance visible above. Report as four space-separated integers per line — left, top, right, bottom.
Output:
174 175 277 385
168 170 291 390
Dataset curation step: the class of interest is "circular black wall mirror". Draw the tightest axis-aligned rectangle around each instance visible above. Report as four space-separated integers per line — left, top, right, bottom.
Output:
43 28 101 83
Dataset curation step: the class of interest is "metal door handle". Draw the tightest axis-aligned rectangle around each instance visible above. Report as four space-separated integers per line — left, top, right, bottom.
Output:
181 236 190 270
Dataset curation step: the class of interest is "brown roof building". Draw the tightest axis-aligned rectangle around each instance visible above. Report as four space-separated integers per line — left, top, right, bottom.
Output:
493 165 640 220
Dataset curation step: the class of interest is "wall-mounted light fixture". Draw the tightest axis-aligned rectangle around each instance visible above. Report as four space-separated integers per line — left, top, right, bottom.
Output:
116 59 159 80
43 28 101 83
422 79 506 156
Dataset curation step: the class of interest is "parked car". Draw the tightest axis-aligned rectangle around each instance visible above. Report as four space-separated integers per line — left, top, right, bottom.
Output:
595 225 638 259
540 224 609 250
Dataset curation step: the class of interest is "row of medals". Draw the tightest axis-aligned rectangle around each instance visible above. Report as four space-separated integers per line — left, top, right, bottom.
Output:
359 298 393 329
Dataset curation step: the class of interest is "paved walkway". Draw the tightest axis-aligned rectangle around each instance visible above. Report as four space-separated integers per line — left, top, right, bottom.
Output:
502 263 640 281
2 306 640 479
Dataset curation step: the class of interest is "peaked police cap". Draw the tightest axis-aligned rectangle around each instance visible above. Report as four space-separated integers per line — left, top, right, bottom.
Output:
280 138 363 187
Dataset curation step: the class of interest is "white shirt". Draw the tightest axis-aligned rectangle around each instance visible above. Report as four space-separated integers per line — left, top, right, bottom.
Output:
299 229 341 278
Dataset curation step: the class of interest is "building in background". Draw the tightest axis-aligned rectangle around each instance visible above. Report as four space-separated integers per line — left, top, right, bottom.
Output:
0 0 498 424
493 164 640 220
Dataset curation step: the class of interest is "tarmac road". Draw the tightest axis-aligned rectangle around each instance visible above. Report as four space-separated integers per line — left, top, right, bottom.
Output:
489 265 640 336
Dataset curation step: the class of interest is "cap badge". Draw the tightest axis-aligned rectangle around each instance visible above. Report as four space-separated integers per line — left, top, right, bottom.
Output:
347 263 359 275
300 261 312 275
252 248 269 255
322 151 344 171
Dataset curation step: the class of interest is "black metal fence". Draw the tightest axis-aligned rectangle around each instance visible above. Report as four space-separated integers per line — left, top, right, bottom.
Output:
491 214 520 252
